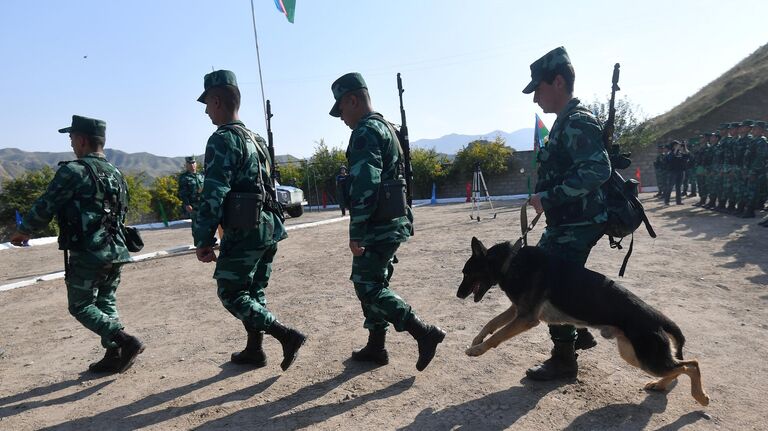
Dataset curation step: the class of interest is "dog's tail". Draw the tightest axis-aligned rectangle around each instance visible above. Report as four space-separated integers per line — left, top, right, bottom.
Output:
663 320 686 360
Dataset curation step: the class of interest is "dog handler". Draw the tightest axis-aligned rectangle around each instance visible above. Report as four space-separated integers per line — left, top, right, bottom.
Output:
524 47 612 380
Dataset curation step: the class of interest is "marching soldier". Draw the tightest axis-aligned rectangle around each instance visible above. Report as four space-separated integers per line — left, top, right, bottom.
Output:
194 70 306 371
10 115 144 374
330 72 445 371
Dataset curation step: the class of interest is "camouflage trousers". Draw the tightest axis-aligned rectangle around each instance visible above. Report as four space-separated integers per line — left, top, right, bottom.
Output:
215 243 277 331
66 259 124 348
744 173 767 209
350 242 413 332
707 171 722 200
696 173 708 199
719 165 735 203
537 223 605 342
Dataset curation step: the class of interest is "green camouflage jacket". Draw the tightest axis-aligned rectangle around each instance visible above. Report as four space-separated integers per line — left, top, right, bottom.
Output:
192 121 286 248
19 153 131 265
733 135 751 168
711 139 726 167
177 171 204 208
345 112 413 245
535 98 611 227
744 135 768 174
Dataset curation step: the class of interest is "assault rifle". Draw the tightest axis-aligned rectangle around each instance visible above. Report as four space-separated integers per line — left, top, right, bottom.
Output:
397 73 414 207
266 99 279 185
603 63 631 170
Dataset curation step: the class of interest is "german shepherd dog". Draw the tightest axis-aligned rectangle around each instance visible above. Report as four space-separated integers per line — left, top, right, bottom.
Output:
457 237 709 406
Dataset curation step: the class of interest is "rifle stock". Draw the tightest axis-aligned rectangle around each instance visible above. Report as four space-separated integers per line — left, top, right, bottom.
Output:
266 99 277 185
397 73 414 207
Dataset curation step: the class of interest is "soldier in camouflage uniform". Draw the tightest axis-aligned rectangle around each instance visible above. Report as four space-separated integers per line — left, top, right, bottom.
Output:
177 156 204 224
330 72 445 371
705 126 726 209
523 47 611 380
743 121 768 219
718 123 741 212
692 133 711 206
194 70 306 371
732 120 753 215
10 115 145 374
684 138 697 197
653 144 667 198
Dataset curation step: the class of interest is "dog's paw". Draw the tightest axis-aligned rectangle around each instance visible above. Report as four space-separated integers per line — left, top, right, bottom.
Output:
465 344 487 357
644 380 668 392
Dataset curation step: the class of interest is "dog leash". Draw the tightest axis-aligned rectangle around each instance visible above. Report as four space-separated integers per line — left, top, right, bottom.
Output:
520 200 542 246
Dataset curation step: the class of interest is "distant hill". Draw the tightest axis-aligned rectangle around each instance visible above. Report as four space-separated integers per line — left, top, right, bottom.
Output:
0 148 302 183
645 43 768 142
412 128 534 154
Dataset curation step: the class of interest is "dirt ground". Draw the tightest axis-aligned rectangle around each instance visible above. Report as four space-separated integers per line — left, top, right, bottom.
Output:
1 195 767 430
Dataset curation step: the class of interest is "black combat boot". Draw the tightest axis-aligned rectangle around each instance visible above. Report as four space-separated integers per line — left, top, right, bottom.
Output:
231 330 267 367
726 201 737 214
715 199 727 212
351 329 389 366
703 196 716 209
405 315 446 371
740 206 756 218
525 340 578 381
265 321 306 371
88 347 121 373
111 330 145 373
574 328 597 350
688 192 697 198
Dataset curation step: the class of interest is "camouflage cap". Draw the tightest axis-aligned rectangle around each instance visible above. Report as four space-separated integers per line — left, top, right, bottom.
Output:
718 123 729 129
329 72 367 117
522 46 572 94
740 119 754 127
197 70 238 103
58 115 106 137
729 122 740 128
185 156 197 164
754 120 766 129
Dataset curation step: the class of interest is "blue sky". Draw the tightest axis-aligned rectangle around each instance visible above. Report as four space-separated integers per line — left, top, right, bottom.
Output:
0 0 765 158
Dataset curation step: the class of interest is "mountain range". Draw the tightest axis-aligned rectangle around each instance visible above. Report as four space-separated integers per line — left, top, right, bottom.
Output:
0 129 533 182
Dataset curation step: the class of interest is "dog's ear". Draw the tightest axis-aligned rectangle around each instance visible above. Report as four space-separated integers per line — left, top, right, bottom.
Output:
471 237 487 257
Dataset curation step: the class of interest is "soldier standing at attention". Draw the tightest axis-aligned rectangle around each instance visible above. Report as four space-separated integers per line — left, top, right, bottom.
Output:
178 156 204 225
743 121 768 219
653 144 666 198
524 47 611 380
194 70 306 371
330 72 445 371
10 115 145 374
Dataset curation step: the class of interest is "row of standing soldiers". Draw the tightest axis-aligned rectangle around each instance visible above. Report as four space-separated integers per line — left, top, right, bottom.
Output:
654 120 768 224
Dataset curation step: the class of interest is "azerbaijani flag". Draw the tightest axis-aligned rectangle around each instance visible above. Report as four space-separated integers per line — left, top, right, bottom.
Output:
528 114 549 196
274 0 296 23
534 113 549 152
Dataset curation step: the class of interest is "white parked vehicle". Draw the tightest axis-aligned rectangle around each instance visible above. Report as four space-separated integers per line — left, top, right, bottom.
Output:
275 181 307 218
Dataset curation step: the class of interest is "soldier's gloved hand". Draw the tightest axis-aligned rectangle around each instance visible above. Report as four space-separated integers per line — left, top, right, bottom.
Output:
9 231 30 247
196 246 217 263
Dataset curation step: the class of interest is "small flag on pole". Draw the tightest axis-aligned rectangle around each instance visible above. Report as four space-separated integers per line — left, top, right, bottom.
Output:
528 114 550 197
534 114 549 152
273 0 296 23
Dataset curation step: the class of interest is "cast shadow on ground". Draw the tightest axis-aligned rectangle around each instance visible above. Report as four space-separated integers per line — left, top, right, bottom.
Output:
37 362 264 430
397 377 558 431
563 382 705 431
0 372 112 419
192 359 411 430
645 200 768 284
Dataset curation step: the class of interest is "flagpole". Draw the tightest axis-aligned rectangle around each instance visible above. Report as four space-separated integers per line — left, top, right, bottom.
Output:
249 0 269 131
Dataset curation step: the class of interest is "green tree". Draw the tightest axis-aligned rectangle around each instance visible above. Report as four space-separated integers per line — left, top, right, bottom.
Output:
124 172 152 225
586 96 649 153
304 139 347 204
451 136 514 177
411 147 450 199
150 174 182 221
0 166 58 239
276 162 304 189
